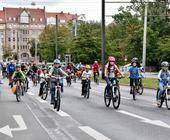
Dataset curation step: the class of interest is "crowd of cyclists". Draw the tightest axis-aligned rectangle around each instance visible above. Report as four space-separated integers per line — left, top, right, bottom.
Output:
0 56 170 110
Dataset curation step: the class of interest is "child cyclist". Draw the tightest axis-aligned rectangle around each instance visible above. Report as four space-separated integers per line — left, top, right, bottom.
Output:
157 61 170 105
81 65 92 96
128 60 139 94
11 64 25 87
104 56 123 97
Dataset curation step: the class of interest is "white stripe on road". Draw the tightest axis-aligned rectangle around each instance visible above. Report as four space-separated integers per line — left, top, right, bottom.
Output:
27 92 35 96
50 108 70 117
117 110 170 128
79 126 111 140
36 97 48 103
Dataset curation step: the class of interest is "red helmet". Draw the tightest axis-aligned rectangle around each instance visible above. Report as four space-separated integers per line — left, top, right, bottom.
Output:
108 56 115 62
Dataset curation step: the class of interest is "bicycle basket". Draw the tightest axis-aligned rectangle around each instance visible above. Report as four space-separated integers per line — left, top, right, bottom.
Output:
11 85 17 94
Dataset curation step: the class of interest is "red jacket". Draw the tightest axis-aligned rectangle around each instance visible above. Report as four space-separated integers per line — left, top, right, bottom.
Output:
92 63 100 72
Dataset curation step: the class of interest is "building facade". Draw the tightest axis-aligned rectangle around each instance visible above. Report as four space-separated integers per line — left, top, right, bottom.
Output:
0 7 78 62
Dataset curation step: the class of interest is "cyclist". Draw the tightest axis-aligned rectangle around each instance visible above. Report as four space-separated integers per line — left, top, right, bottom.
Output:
104 56 123 97
11 64 25 87
7 60 16 86
92 61 100 82
81 65 92 95
128 60 139 94
157 61 170 105
39 67 49 96
49 59 68 104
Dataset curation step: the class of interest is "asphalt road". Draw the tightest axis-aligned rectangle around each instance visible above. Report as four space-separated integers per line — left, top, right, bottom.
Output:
0 78 170 140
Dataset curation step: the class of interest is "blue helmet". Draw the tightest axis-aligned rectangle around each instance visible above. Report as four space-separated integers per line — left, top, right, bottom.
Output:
53 59 61 64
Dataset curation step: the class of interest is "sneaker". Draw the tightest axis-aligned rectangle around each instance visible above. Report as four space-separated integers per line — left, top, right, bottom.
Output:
157 100 161 106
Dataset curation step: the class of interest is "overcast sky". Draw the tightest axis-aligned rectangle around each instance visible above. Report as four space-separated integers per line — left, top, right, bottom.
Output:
0 0 130 23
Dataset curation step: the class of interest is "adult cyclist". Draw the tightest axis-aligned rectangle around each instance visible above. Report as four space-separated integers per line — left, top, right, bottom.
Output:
92 61 100 82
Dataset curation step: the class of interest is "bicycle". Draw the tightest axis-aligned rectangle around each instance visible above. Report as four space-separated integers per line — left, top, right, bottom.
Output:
13 78 24 102
156 77 170 110
66 74 72 87
104 77 121 109
131 79 138 100
50 76 62 111
41 77 50 100
82 78 90 99
94 72 99 85
137 78 144 95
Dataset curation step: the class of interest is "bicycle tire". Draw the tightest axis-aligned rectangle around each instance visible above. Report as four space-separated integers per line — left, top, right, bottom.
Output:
156 89 164 108
112 86 121 109
16 86 21 102
165 90 170 110
132 86 136 100
104 87 111 107
54 89 61 111
86 84 90 99
41 85 48 100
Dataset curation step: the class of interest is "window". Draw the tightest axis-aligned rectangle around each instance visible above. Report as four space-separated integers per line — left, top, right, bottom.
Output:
8 17 11 21
40 18 43 22
13 38 15 42
13 45 15 49
0 18 2 21
32 18 35 21
8 38 11 42
13 17 16 21
13 30 15 34
20 11 29 23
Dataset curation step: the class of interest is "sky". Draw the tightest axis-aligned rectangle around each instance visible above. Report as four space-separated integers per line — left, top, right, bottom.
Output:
0 0 130 24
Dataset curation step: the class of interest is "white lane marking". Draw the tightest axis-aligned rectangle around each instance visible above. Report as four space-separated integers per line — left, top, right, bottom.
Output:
27 92 35 96
79 126 111 140
0 115 27 137
50 108 70 117
121 96 131 100
25 103 54 140
36 97 47 103
117 110 170 128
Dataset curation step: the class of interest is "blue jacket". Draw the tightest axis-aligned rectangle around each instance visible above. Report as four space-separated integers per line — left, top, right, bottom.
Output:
7 63 16 74
129 66 139 79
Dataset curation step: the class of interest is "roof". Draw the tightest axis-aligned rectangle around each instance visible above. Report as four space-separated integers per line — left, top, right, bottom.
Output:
46 12 77 23
4 7 45 24
0 10 5 23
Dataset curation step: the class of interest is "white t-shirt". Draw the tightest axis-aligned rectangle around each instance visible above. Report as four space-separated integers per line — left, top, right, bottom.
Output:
82 70 91 79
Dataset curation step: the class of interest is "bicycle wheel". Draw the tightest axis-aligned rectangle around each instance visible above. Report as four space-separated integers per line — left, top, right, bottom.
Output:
165 90 170 110
104 87 111 107
54 89 61 111
112 86 121 109
156 89 164 108
41 85 48 100
138 82 144 95
86 84 90 99
16 86 21 102
132 86 136 100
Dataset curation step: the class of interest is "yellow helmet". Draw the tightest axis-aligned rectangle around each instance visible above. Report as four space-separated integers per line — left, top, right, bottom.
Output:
85 65 91 69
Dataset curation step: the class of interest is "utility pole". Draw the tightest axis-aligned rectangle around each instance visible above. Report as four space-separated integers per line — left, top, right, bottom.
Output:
55 15 58 59
142 0 148 70
35 39 37 62
101 0 106 79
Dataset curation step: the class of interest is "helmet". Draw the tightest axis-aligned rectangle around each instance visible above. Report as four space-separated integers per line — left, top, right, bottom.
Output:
131 57 138 63
53 59 61 64
85 65 91 69
161 61 169 67
16 64 21 68
108 56 115 62
94 61 98 63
